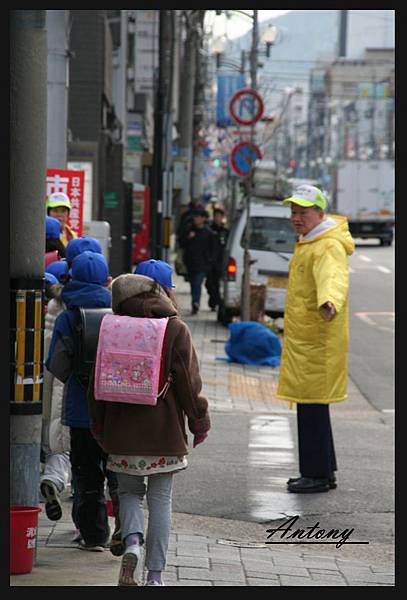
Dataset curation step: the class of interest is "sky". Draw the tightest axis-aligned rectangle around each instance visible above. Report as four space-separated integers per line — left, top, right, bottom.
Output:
206 10 292 40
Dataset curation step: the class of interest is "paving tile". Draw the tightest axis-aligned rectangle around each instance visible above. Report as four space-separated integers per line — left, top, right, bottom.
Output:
245 570 279 580
177 535 210 544
255 565 310 577
247 578 280 586
178 567 212 580
172 580 213 586
176 547 210 557
168 556 210 569
343 574 395 585
213 580 247 586
310 573 347 585
210 565 245 582
279 575 326 586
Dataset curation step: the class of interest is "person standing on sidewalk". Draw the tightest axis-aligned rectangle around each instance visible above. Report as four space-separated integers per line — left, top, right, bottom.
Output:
178 207 216 314
205 207 229 311
276 185 355 493
46 251 114 550
87 261 211 586
46 192 78 247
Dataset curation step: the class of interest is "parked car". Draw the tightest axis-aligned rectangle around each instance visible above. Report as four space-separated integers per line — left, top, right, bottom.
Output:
217 200 297 326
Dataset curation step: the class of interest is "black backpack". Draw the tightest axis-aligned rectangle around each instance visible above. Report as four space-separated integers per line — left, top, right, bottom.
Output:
73 307 112 388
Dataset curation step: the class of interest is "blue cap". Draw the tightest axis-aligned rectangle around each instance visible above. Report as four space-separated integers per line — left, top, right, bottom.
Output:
66 237 103 263
71 251 109 285
46 260 69 283
134 259 175 289
44 272 59 286
45 216 62 239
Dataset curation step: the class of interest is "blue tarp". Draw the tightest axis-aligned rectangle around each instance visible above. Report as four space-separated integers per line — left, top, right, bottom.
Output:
223 321 282 367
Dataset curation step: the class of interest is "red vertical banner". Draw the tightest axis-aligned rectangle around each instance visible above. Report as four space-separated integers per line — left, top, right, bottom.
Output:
46 169 85 238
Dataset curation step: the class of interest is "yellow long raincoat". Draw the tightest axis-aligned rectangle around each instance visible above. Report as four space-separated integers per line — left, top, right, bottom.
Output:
277 215 355 404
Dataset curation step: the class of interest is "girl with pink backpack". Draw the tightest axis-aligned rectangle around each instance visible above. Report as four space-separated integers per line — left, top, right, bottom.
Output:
87 260 211 586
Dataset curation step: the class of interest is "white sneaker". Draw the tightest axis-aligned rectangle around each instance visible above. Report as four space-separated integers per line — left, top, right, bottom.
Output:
145 580 165 586
118 545 143 586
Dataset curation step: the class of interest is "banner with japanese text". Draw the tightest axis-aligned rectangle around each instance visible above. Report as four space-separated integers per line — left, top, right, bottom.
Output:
46 169 85 238
216 73 246 128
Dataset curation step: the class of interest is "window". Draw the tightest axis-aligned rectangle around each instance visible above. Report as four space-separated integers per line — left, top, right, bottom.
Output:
241 217 297 253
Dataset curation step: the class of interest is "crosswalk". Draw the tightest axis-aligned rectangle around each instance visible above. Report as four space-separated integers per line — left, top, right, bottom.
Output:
349 252 393 276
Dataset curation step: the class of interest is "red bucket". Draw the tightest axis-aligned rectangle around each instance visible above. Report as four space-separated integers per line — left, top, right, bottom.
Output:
10 505 42 575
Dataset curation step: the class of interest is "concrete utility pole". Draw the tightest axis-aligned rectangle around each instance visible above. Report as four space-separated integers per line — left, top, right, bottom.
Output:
150 9 174 260
191 10 206 201
162 10 176 262
46 10 70 168
240 9 258 322
339 10 348 58
178 11 201 207
10 10 48 506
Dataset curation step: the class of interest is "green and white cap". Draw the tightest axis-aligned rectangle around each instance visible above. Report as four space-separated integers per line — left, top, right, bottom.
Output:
282 184 327 210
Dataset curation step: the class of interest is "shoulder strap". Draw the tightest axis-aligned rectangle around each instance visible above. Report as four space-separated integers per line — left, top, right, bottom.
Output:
157 315 177 399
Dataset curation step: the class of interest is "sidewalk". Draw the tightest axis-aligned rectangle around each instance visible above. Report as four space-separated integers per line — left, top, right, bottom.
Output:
10 270 395 586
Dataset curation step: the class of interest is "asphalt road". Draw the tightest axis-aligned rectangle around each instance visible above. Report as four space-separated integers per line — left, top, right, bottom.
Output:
348 239 395 411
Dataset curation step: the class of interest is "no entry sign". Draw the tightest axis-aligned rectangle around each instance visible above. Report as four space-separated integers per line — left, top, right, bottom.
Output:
230 141 262 177
229 88 264 126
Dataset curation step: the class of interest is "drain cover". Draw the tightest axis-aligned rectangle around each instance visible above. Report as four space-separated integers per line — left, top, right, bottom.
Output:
217 539 267 548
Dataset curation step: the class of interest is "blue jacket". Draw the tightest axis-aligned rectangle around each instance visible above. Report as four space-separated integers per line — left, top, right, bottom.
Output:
45 281 112 428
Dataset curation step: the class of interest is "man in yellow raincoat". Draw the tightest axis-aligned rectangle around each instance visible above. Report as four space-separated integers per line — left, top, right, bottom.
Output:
276 184 355 493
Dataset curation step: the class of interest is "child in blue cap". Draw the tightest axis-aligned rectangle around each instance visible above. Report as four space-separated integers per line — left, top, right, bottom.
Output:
46 250 118 551
45 216 66 265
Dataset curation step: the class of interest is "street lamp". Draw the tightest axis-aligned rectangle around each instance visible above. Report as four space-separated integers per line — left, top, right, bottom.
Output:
212 35 227 69
261 24 278 58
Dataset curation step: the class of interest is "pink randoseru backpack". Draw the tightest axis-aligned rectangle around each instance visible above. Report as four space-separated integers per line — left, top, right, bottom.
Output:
94 314 169 406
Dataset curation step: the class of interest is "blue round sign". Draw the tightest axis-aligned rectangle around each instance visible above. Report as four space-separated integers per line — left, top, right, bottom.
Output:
230 142 262 177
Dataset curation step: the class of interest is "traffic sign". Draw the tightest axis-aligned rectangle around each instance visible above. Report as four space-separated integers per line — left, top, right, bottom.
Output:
230 141 262 177
229 88 264 126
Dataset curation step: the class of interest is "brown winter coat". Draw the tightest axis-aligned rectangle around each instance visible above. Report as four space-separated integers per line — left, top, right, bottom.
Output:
87 277 210 456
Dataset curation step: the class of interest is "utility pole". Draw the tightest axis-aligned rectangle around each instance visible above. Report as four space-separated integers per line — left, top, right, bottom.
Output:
178 11 200 208
338 10 348 58
191 10 206 201
150 10 173 259
10 10 48 506
240 9 258 322
162 10 176 262
46 10 70 168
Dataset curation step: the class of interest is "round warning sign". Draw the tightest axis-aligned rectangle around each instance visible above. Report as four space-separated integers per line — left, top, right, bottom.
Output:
229 88 264 126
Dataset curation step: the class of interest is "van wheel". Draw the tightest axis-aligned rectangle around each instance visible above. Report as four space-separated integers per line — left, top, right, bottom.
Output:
217 304 234 327
380 238 392 247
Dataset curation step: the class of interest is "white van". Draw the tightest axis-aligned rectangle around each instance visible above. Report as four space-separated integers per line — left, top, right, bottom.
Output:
218 200 297 325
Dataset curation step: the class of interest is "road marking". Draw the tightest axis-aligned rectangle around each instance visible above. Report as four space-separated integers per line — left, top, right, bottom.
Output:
377 266 392 274
382 409 395 414
248 416 302 521
354 312 395 333
359 255 372 262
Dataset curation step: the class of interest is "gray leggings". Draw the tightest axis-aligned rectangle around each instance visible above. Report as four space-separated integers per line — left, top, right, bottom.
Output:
116 471 174 571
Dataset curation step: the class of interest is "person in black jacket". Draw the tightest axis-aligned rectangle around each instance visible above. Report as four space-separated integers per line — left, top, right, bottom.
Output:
178 207 216 314
205 207 229 311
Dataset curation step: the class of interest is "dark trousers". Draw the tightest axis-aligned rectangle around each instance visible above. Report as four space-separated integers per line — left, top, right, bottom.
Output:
188 270 206 307
205 268 222 308
70 427 112 545
297 404 337 479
